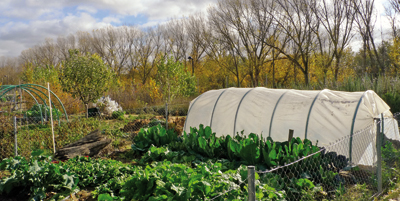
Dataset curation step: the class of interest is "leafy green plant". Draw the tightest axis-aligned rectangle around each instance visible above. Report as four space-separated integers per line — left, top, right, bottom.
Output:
132 124 178 152
111 110 125 120
119 161 278 200
183 125 224 158
0 155 78 200
26 104 62 120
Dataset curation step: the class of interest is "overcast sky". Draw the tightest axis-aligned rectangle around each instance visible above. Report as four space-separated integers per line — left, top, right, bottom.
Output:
0 0 393 58
0 0 218 57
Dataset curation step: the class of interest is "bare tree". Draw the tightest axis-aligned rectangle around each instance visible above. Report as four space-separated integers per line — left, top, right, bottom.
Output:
389 0 400 13
124 26 141 75
208 0 277 87
20 48 38 66
312 0 356 82
203 24 246 87
185 13 208 75
352 0 384 76
164 18 189 63
251 0 288 87
76 31 95 54
0 56 20 85
208 4 246 87
386 0 400 38
56 34 76 61
266 0 319 85
19 38 59 68
134 27 162 84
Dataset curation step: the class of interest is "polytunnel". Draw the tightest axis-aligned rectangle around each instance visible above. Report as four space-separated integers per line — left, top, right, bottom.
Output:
184 87 400 166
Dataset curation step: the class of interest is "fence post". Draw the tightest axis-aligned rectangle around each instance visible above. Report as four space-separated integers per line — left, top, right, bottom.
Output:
165 102 168 130
14 116 18 156
375 118 382 194
288 129 294 142
248 166 256 201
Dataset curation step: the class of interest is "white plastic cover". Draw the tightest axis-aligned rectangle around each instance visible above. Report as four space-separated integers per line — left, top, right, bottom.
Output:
184 87 400 166
94 96 123 115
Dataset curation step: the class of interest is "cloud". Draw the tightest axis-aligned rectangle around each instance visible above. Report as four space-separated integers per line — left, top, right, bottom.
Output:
0 12 112 57
77 6 98 14
0 0 219 57
102 16 122 24
0 40 26 56
0 0 65 20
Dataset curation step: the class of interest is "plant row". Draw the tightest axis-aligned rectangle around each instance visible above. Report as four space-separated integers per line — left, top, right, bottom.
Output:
132 124 345 171
129 124 361 200
0 152 292 200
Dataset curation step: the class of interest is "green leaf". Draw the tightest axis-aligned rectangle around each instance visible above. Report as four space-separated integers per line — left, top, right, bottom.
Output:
98 193 114 201
171 184 185 196
62 174 76 190
29 160 41 175
205 126 212 139
198 137 207 151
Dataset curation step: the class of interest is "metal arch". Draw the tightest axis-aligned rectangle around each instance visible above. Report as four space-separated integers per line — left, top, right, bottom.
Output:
20 87 48 107
233 88 255 136
20 84 68 121
0 86 48 123
183 93 206 133
269 90 290 137
20 87 62 123
21 88 44 124
10 87 49 123
21 85 61 121
0 85 16 94
0 84 68 121
349 91 368 163
304 89 328 139
0 87 19 100
210 89 228 128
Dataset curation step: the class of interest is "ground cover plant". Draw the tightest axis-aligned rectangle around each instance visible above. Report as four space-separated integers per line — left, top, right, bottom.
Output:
0 123 399 200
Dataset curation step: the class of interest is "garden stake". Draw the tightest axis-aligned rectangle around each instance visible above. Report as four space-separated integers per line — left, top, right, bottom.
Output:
48 82 56 154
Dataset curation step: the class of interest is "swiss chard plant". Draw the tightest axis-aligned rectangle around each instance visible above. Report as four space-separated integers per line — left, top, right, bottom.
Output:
132 124 178 152
182 124 224 158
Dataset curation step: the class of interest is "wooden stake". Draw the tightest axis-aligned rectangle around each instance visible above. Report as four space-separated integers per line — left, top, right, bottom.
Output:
288 129 294 142
48 82 56 153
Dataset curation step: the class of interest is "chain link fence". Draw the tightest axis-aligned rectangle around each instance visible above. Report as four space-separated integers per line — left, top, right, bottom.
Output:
207 118 400 200
0 102 188 159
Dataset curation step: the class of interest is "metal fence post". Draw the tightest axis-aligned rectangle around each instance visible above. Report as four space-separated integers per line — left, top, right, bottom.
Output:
248 166 256 201
165 102 168 130
375 118 382 193
14 116 18 156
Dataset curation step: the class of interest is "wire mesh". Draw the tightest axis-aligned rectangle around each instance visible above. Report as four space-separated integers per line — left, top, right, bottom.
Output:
0 104 188 160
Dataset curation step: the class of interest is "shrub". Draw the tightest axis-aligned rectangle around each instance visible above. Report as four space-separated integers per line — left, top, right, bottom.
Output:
26 104 62 121
112 111 125 120
381 92 400 114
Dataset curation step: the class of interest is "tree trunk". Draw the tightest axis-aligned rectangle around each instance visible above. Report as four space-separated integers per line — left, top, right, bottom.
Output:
55 129 112 160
